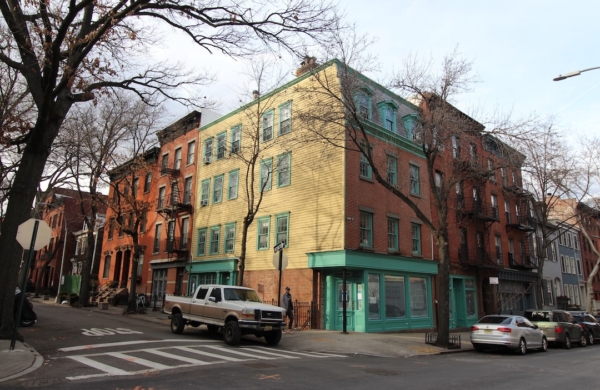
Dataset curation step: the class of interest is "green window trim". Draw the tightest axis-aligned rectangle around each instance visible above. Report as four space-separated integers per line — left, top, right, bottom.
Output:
224 222 236 253
257 216 271 250
359 147 372 179
213 174 224 203
411 223 422 255
275 212 290 248
354 87 373 120
387 217 399 251
360 211 373 248
200 179 210 206
203 138 214 163
230 125 241 155
216 132 227 160
386 155 397 186
402 114 419 141
277 152 291 188
409 164 420 195
196 228 207 256
278 101 292 136
260 158 273 191
210 225 221 255
262 110 274 142
228 169 239 200
377 100 398 133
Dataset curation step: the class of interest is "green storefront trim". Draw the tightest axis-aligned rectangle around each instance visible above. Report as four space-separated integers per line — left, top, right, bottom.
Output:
449 275 479 329
308 250 438 332
187 258 238 287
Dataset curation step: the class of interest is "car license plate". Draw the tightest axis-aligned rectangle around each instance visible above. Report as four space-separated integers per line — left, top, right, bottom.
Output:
264 326 272 331
484 329 493 334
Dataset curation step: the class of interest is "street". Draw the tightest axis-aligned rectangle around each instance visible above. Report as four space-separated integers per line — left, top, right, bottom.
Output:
2 303 599 389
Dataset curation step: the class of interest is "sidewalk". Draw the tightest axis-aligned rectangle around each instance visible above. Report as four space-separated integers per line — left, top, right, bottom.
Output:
0 297 472 382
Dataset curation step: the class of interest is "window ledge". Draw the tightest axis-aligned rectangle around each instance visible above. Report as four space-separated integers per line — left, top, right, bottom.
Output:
411 253 423 258
387 250 400 255
410 193 422 199
359 246 375 252
359 176 374 183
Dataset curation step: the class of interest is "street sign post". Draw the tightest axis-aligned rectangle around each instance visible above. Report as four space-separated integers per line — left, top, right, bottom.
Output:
12 219 51 350
273 242 286 306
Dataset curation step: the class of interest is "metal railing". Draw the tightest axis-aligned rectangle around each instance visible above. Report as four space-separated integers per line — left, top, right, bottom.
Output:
268 299 314 330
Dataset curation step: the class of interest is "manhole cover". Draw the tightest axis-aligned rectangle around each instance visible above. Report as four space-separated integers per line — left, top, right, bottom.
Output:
368 369 399 376
20 377 65 388
39 349 60 358
244 362 279 369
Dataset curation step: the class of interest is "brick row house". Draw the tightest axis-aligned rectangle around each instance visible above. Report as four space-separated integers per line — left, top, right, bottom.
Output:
30 188 104 294
98 111 216 305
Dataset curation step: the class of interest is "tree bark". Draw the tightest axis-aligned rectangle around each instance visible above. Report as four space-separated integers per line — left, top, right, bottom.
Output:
435 228 451 347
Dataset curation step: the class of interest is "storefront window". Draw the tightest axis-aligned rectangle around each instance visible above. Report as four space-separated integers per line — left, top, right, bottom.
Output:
410 277 428 317
384 275 405 318
368 274 380 320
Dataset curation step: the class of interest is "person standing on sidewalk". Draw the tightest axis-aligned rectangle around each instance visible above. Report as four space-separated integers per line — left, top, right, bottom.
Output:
281 287 294 334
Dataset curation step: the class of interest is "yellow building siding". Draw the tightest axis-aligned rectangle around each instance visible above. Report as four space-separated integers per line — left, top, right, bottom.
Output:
191 64 346 272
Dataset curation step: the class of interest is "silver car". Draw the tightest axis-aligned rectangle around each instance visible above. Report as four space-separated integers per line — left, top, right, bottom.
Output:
470 315 548 355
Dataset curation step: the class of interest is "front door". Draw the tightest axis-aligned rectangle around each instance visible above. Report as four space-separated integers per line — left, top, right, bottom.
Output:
334 280 365 332
451 278 466 329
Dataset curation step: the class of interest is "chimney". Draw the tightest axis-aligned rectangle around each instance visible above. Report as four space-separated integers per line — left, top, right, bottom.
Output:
295 56 319 77
252 90 260 100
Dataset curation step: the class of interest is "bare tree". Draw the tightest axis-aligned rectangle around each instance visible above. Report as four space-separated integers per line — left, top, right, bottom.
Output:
0 0 342 338
56 93 164 306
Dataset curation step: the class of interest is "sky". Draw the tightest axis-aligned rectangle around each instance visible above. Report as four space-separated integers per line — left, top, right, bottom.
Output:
154 0 600 144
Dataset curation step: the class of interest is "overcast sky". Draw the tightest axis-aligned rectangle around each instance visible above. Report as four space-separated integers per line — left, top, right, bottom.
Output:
156 0 600 143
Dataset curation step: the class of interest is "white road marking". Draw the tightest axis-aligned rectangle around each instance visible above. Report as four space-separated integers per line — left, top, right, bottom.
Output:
202 345 276 360
104 352 171 370
67 355 130 375
59 339 219 352
239 347 299 359
141 349 212 365
173 346 247 362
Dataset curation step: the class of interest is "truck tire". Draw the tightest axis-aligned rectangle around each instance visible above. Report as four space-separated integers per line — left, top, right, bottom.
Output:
224 320 241 345
264 329 282 346
170 313 185 334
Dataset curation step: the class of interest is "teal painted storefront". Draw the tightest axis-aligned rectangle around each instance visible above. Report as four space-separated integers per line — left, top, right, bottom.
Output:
308 250 438 332
449 275 479 329
187 258 238 294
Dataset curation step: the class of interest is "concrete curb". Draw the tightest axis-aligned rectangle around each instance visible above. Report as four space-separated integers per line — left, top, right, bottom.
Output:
0 342 44 383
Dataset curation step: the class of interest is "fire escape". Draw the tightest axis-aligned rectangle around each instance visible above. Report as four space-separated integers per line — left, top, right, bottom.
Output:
503 181 538 271
156 160 192 259
455 153 502 269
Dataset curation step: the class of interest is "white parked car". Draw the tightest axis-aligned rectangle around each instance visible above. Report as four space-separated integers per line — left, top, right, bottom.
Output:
470 315 548 355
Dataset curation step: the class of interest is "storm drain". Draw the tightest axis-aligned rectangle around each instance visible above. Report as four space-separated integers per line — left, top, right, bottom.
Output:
38 349 60 358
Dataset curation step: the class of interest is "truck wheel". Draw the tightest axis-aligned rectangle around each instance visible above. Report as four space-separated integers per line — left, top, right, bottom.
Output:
563 334 571 349
224 320 241 345
207 324 219 334
264 329 282 346
170 313 185 334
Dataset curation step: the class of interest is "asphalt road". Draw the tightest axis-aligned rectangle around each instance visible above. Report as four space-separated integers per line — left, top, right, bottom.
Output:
2 304 599 389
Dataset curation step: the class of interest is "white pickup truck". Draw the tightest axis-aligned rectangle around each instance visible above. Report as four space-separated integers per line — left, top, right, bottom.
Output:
163 284 286 346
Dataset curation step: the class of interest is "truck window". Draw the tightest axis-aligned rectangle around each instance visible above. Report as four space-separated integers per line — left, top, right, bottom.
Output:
196 288 209 300
210 288 222 302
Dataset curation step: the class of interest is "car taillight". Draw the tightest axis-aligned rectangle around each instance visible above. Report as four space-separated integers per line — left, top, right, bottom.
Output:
471 326 479 331
497 327 512 333
555 326 563 333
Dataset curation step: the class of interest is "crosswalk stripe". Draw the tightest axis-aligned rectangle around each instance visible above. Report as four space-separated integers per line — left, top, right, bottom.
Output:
240 347 299 359
173 346 246 362
67 355 130 375
59 339 217 352
105 352 171 370
202 346 276 360
267 349 347 358
142 349 212 365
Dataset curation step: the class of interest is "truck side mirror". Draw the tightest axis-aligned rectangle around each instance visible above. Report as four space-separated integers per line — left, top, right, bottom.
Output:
209 297 216 303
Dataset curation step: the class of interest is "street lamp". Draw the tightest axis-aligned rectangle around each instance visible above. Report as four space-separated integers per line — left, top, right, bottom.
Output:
553 66 600 81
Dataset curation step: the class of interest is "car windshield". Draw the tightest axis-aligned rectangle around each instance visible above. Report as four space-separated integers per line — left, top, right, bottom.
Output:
224 288 262 302
524 311 552 322
478 316 512 325
584 315 599 323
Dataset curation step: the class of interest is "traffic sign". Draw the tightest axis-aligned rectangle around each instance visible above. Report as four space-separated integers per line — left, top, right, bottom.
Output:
274 242 285 253
273 252 288 270
16 218 52 251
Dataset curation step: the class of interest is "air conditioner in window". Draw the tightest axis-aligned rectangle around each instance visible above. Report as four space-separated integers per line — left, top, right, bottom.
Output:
203 157 212 164
200 200 208 207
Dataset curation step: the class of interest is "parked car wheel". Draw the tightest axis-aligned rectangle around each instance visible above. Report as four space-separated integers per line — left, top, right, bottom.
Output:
587 332 595 345
264 330 282 346
579 334 587 347
563 335 571 349
516 338 527 355
170 313 185 334
207 324 219 334
20 319 35 327
224 320 242 346
538 337 548 352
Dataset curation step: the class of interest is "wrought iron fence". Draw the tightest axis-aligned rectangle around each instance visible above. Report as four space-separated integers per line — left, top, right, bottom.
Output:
268 299 314 330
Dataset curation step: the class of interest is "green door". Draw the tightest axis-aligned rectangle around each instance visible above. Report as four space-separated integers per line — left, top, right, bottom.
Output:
451 278 466 329
334 280 365 332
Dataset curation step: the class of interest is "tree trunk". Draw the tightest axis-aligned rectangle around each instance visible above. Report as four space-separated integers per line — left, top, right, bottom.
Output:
238 218 251 286
79 221 97 306
0 129 53 338
126 243 140 313
436 230 451 347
